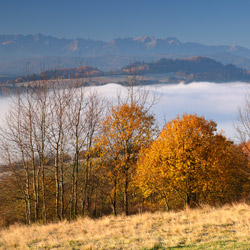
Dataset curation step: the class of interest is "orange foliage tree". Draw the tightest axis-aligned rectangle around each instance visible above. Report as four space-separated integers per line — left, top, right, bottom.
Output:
97 103 157 215
136 114 248 209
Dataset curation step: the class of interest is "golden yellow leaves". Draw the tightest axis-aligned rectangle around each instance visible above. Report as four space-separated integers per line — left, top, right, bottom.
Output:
136 114 247 209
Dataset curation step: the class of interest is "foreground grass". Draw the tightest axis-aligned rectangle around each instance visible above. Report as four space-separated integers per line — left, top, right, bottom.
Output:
1 203 250 249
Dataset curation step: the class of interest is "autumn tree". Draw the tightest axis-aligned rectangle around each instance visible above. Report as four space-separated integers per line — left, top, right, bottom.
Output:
97 102 157 215
136 114 247 209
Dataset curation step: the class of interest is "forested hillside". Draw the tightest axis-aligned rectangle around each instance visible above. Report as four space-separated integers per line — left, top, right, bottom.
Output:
121 57 250 82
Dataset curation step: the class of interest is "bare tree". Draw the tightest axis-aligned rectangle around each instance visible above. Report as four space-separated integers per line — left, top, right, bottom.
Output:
0 91 33 224
46 79 72 220
236 90 250 146
68 80 87 219
81 90 105 217
235 89 250 178
32 77 51 223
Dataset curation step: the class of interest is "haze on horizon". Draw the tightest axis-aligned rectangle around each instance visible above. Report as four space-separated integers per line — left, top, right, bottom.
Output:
0 0 250 48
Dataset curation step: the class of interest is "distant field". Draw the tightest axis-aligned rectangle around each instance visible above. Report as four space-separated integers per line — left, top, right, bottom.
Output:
69 74 179 86
1 203 250 249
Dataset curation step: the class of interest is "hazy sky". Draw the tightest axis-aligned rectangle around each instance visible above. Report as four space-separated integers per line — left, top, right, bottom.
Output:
1 0 250 47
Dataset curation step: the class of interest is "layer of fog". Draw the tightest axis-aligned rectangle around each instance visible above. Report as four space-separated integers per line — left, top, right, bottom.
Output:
95 81 248 141
0 81 248 141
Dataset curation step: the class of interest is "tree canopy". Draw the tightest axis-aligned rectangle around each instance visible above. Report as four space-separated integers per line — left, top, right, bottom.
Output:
136 114 248 209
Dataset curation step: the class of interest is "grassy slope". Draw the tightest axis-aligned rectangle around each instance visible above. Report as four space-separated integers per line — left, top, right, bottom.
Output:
0 203 250 250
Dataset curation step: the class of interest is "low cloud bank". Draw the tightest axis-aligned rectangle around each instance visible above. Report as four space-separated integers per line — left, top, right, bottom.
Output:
0 82 248 141
97 82 248 140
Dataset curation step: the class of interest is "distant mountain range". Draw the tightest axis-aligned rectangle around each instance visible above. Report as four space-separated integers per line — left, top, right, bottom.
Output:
1 34 250 75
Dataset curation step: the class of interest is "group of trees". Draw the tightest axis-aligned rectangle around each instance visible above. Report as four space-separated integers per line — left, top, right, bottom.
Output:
0 74 250 226
0 77 105 225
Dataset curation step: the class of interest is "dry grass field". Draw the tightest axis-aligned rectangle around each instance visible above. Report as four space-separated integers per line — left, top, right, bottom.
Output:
1 203 250 249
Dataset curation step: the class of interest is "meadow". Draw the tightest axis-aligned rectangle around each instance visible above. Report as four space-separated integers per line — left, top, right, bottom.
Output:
1 203 250 249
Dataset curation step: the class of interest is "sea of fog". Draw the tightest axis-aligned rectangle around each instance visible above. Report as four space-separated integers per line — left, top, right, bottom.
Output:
0 81 248 141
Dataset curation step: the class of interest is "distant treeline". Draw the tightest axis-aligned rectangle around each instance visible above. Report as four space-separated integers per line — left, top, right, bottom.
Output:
122 57 250 82
2 57 250 87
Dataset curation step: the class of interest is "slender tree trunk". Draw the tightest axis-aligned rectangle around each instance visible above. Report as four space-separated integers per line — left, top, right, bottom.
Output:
186 193 191 208
60 148 65 219
93 188 97 217
164 197 169 211
113 178 117 216
55 152 60 220
124 174 129 216
71 133 79 219
41 163 47 223
75 157 79 216
25 165 31 224
71 162 76 220
82 153 89 216
28 104 39 221
82 160 89 217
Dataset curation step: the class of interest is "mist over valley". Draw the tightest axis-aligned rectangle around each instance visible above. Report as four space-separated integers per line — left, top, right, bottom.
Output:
0 81 247 141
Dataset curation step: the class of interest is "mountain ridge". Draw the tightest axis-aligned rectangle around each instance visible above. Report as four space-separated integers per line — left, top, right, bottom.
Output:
2 34 250 74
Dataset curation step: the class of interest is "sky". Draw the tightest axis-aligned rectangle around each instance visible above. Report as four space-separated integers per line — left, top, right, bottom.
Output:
0 0 250 48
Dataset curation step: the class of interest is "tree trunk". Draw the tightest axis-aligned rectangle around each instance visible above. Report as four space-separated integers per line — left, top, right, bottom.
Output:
55 153 60 220
41 163 47 223
124 173 129 216
113 179 117 216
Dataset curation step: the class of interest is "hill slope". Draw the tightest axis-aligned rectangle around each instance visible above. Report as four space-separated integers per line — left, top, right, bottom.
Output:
1 203 250 249
120 57 250 83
